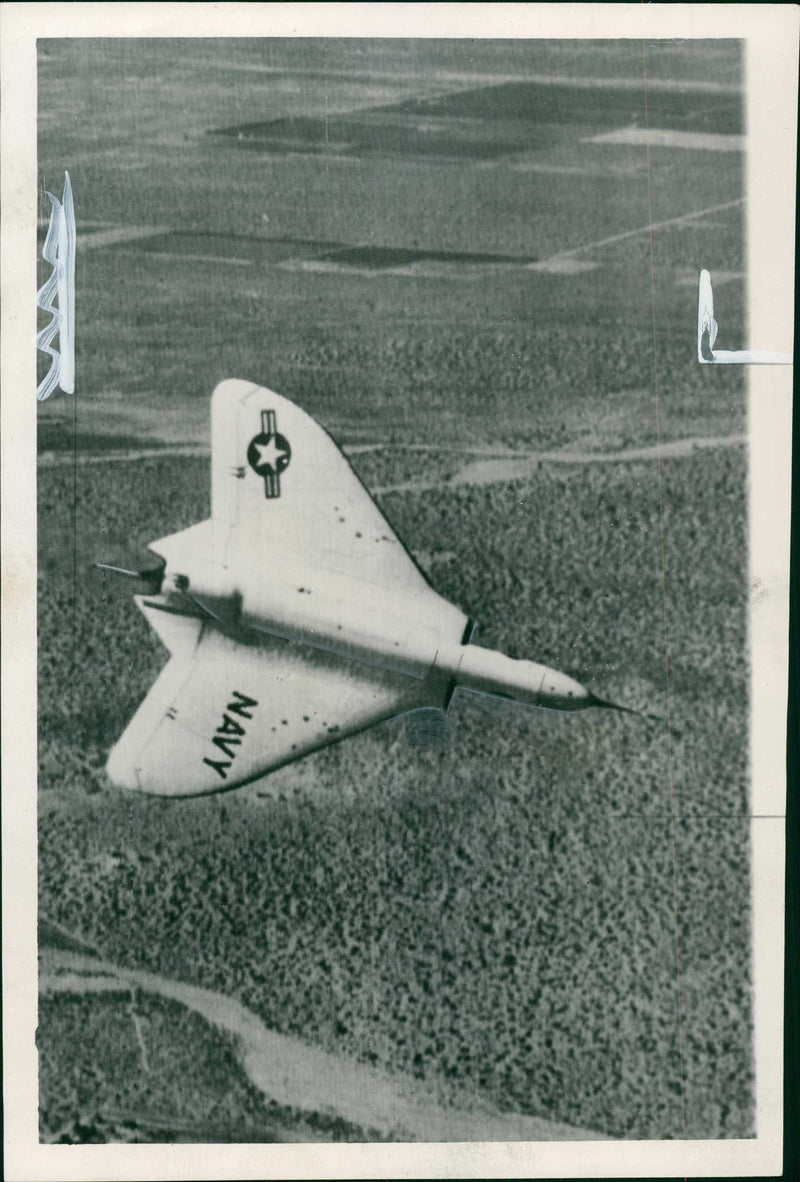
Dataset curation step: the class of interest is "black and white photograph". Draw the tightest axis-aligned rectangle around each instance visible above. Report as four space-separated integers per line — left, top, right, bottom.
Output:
2 4 796 1179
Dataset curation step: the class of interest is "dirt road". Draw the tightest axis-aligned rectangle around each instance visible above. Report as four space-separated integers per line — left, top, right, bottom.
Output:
40 944 606 1142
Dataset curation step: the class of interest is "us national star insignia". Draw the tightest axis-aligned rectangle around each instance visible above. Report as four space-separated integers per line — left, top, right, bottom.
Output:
247 410 291 498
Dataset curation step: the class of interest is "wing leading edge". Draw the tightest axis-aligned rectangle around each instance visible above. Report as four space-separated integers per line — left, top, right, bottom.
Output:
109 381 470 795
108 598 442 796
150 380 466 637
209 378 443 596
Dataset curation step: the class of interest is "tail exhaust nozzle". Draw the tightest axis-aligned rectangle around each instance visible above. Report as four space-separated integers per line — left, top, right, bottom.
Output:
96 561 165 595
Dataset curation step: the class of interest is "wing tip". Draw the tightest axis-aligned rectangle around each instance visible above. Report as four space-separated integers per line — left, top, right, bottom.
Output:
106 742 140 792
212 377 271 412
212 378 305 422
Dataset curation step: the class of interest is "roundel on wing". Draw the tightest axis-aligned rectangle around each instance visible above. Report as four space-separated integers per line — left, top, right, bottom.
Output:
246 408 291 499
247 430 291 477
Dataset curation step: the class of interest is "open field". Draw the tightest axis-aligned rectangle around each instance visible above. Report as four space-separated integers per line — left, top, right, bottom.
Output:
37 39 750 1141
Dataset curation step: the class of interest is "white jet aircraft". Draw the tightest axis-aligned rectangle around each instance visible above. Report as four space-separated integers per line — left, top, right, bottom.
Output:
104 379 644 796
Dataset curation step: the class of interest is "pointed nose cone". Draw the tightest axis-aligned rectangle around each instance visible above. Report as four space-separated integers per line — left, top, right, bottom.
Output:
587 693 671 730
449 645 595 711
533 667 595 711
444 643 667 724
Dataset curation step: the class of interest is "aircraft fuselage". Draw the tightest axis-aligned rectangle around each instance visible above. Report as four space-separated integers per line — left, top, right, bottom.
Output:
165 559 594 714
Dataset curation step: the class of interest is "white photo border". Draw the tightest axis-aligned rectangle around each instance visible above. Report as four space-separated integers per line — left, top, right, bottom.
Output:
2 4 796 1178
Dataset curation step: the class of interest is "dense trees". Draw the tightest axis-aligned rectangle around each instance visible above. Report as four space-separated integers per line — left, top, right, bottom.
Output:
38 441 751 1140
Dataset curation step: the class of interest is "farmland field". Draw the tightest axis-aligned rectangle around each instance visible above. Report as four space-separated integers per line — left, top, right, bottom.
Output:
37 38 751 1142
